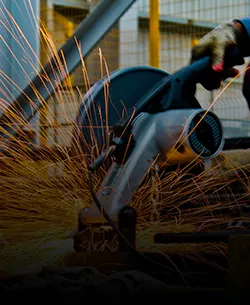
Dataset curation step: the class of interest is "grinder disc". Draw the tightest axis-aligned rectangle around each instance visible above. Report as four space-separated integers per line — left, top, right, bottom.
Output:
72 66 170 157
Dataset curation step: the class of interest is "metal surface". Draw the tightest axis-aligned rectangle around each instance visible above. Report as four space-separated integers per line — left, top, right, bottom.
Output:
154 231 250 244
0 0 138 140
0 251 231 294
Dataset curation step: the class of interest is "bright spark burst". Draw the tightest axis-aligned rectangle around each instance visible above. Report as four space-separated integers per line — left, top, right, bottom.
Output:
0 0 250 280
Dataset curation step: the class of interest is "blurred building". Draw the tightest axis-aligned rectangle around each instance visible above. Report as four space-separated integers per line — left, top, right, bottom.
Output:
1 0 250 147
40 0 250 143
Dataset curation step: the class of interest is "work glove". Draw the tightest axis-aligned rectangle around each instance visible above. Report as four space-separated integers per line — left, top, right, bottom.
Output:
191 22 246 89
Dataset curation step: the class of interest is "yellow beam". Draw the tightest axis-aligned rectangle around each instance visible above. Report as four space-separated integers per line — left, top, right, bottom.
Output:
191 38 199 48
39 1 76 146
149 0 160 68
64 21 74 87
52 9 75 87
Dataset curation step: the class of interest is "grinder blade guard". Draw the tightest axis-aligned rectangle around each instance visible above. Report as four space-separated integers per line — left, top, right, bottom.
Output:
72 47 242 252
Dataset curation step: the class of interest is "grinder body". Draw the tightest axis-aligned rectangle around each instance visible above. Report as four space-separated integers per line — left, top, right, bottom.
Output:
75 46 243 234
80 108 224 225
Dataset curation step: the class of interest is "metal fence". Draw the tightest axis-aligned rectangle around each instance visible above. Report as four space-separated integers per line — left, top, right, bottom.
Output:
40 0 250 146
3 0 250 147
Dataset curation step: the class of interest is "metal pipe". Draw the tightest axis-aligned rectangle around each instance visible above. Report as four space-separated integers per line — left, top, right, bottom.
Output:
154 231 250 244
0 0 137 141
0 0 40 101
0 0 40 144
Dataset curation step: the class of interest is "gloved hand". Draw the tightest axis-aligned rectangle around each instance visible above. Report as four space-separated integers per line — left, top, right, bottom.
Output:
191 22 246 89
192 23 245 72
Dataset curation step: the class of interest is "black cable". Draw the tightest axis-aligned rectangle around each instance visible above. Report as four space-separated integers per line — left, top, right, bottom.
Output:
87 169 190 281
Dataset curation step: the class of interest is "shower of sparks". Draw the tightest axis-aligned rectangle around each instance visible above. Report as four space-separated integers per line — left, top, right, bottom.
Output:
0 0 250 280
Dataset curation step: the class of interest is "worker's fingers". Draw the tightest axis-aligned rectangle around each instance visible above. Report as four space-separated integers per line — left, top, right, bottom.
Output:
211 43 243 73
222 67 239 79
191 41 211 63
211 43 226 72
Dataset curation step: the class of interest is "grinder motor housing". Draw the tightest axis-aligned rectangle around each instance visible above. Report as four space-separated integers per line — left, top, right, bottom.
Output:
80 108 224 225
